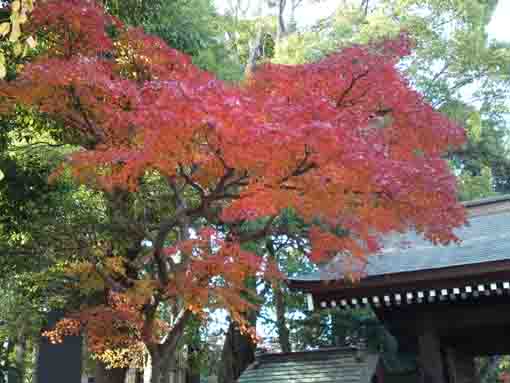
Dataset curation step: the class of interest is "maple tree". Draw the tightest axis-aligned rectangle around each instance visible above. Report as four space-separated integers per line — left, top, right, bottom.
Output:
0 0 466 381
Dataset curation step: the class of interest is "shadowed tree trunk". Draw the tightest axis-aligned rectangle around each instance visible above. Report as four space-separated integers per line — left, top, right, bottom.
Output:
148 309 193 383
274 283 291 353
187 325 202 383
162 354 176 383
135 369 144 383
218 315 257 383
266 239 291 353
94 361 127 383
14 333 26 383
276 0 287 41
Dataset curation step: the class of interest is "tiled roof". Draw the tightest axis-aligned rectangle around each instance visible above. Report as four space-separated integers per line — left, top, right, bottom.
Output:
291 206 510 282
237 348 378 383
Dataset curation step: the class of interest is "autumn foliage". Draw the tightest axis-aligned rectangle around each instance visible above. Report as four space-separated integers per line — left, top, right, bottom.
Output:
0 0 465 371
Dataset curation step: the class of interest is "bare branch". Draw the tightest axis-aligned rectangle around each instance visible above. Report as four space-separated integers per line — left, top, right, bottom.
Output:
178 164 205 199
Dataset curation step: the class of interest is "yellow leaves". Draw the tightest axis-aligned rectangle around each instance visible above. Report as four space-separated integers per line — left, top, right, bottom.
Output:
11 1 21 13
104 256 126 276
0 53 6 79
12 42 23 57
26 35 36 49
94 342 146 369
66 261 105 292
0 23 10 38
0 0 37 78
8 12 22 43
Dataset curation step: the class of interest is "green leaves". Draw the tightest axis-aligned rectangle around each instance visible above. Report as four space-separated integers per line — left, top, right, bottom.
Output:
0 0 37 78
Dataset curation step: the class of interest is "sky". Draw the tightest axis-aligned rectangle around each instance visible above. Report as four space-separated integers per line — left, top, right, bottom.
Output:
487 0 510 42
216 0 510 43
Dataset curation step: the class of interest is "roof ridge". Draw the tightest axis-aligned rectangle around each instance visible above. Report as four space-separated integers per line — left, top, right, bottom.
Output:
463 194 510 208
256 346 363 360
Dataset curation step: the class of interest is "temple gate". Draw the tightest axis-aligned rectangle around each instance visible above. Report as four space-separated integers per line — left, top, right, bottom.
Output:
289 196 510 383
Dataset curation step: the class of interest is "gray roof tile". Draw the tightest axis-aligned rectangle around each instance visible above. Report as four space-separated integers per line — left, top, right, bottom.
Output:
237 349 378 383
292 210 510 281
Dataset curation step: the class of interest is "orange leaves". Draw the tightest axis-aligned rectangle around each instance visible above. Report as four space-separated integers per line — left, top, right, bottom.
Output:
43 318 82 344
45 291 149 367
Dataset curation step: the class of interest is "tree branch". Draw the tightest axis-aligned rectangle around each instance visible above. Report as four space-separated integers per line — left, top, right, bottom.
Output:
336 70 370 108
159 309 193 356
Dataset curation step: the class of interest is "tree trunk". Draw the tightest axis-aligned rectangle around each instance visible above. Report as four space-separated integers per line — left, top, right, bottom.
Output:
150 347 181 383
135 369 144 383
245 27 263 77
276 0 287 41
244 0 265 77
274 283 291 353
160 354 173 383
32 341 40 383
94 360 127 383
14 334 26 383
148 310 192 383
218 317 256 383
186 369 200 383
186 326 201 383
288 0 297 33
266 239 290 353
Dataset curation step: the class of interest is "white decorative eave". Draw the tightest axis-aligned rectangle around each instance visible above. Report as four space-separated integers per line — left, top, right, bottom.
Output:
315 280 510 310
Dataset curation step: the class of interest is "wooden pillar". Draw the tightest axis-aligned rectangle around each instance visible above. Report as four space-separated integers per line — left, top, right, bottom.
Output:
445 348 478 383
418 329 447 383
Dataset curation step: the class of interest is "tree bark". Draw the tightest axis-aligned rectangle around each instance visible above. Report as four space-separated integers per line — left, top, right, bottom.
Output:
245 27 264 77
186 366 201 383
276 0 287 41
244 1 265 77
266 239 290 353
14 335 26 383
94 360 127 383
151 355 163 383
218 318 256 383
160 353 173 383
274 283 291 353
148 309 192 383
186 325 201 383
32 341 40 383
135 369 144 383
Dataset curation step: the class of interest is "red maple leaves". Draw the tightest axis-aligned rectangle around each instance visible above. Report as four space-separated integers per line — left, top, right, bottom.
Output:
1 0 466 361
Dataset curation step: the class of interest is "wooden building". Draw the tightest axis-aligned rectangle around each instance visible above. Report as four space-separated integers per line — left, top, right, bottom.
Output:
289 196 510 383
